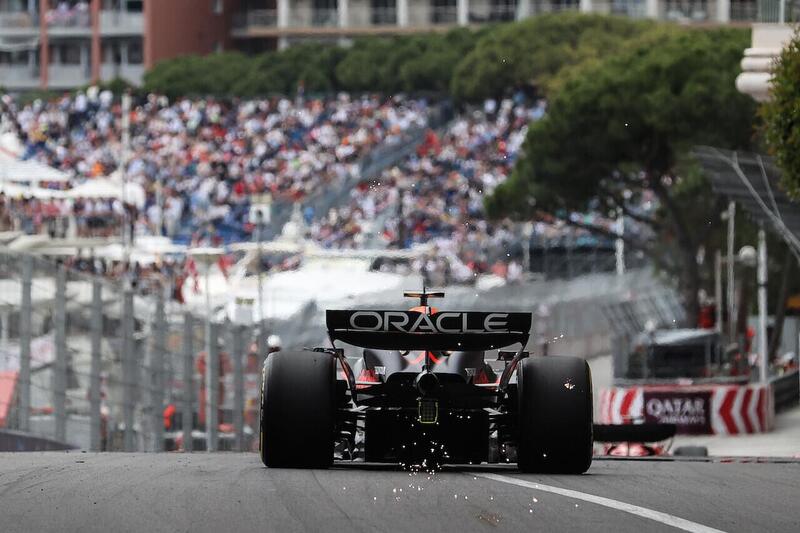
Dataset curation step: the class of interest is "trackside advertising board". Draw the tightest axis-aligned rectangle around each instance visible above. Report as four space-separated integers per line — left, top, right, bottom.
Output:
643 390 712 435
599 383 774 435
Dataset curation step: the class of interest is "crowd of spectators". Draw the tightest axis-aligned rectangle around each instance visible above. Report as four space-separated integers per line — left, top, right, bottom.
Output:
46 1 91 28
0 193 128 238
2 87 639 287
307 96 638 282
2 89 427 243
308 98 542 280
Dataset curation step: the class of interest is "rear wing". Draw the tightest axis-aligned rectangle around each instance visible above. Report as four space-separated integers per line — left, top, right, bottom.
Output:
326 310 531 351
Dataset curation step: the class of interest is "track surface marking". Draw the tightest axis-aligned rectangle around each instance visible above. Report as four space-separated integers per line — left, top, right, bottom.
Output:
476 472 725 533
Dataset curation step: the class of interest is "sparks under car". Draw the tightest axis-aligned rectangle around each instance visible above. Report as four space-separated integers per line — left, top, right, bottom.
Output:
258 290 593 473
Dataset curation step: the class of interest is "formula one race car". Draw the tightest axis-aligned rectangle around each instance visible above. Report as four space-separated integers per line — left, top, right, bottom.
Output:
259 290 593 473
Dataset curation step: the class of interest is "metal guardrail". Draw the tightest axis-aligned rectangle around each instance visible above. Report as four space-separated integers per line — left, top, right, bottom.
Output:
773 369 799 412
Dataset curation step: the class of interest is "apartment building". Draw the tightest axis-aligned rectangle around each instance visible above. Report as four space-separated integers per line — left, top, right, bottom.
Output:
0 0 235 90
1 0 776 89
231 0 768 50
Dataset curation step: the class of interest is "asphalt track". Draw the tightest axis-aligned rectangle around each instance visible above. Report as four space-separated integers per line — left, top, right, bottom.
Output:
0 453 798 533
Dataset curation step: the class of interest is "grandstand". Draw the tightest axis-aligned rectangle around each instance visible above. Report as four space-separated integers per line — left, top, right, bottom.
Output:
1 88 635 288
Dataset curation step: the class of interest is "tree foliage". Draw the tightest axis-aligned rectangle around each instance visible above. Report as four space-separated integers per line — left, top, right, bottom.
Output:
143 52 252 98
762 28 800 200
143 28 482 98
450 13 654 102
487 27 756 321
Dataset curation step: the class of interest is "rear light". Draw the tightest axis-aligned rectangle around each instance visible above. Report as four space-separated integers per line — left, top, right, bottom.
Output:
473 370 490 385
356 368 380 390
418 398 438 424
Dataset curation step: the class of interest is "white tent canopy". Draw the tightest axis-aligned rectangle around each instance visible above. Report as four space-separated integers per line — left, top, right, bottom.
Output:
0 158 70 183
67 177 146 208
0 181 67 199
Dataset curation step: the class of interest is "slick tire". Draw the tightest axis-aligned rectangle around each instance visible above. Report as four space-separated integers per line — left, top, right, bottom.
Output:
259 350 335 468
517 356 593 474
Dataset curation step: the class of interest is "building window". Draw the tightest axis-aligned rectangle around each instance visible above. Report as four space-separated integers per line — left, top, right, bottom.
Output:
431 0 457 24
51 43 82 65
489 0 517 22
0 49 32 66
103 41 121 64
371 0 396 25
127 39 143 65
312 0 337 26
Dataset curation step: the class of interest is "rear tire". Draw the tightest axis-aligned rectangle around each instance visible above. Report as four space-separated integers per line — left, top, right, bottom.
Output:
517 356 593 474
259 350 335 468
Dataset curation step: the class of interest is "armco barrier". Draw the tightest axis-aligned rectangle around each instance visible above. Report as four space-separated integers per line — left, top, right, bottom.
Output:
599 382 774 435
0 429 75 452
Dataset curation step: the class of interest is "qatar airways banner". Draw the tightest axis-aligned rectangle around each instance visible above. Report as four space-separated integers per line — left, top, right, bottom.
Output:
643 390 712 435
599 383 774 435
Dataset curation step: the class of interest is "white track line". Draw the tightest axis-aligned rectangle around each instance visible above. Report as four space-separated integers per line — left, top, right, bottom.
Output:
475 473 727 533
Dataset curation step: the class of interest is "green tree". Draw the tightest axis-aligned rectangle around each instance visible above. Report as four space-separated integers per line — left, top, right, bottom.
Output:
143 52 252 98
335 36 420 93
487 28 756 323
142 28 480 98
231 44 336 96
399 28 483 93
762 28 800 200
450 12 654 102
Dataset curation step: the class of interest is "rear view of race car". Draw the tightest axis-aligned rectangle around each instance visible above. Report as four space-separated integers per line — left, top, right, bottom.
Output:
259 290 593 473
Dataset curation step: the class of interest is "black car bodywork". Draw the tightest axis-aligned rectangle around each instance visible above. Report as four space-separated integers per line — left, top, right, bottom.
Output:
323 306 532 465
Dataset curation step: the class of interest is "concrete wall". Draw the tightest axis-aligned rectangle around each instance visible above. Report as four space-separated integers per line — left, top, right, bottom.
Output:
736 23 798 102
408 0 433 26
144 0 240 68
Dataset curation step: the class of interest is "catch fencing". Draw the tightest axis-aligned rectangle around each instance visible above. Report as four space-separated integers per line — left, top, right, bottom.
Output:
0 246 687 452
0 251 267 453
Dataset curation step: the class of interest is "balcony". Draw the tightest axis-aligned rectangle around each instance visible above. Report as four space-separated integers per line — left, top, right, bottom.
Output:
481 4 518 22
48 64 90 87
428 5 458 24
45 7 91 36
290 7 339 27
0 11 38 35
232 9 277 28
370 6 398 25
589 2 648 18
99 10 144 35
100 63 144 84
0 64 39 89
730 1 759 20
230 0 787 42
659 0 713 22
